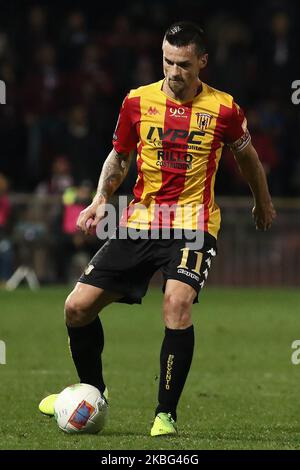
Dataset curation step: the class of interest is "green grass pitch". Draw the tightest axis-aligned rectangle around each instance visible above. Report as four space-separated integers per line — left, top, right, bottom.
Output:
0 286 299 450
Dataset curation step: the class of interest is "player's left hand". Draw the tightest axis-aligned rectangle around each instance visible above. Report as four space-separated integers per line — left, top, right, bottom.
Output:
252 201 276 231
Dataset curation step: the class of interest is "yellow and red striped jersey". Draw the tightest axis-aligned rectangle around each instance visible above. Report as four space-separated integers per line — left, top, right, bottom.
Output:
113 79 250 239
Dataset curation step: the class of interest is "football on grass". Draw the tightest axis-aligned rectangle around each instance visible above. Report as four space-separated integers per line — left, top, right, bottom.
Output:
54 383 108 434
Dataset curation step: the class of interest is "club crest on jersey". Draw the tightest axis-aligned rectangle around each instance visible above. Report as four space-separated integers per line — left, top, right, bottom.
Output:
196 113 212 131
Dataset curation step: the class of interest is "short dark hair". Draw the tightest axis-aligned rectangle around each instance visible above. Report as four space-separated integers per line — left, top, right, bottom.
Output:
164 21 207 55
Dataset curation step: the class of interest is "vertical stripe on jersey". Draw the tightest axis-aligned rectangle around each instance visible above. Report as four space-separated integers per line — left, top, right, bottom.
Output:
202 104 226 232
119 97 142 226
130 97 143 202
150 99 192 228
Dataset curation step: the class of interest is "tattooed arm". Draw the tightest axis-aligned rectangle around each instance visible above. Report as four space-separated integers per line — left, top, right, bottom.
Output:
77 149 131 234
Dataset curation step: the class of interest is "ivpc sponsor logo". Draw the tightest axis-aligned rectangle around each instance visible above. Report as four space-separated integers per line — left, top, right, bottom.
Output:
146 126 204 143
0 80 6 104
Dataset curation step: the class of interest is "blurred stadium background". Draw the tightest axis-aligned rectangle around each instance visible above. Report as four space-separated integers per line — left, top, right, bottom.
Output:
1 0 300 451
0 0 299 288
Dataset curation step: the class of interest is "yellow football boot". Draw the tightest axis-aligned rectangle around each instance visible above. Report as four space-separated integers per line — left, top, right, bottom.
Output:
39 388 109 416
150 412 177 437
39 394 58 416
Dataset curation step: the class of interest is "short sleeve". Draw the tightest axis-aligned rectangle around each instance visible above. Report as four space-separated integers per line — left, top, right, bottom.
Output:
112 95 138 154
224 101 251 152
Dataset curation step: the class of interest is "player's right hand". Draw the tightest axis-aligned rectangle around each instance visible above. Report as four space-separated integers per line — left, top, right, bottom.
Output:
76 195 107 235
252 200 276 231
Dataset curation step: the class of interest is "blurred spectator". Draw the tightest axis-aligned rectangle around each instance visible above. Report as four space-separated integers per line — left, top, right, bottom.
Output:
22 43 63 117
53 104 101 186
105 15 135 93
12 202 49 283
256 8 296 102
66 43 115 108
248 109 280 175
206 14 252 103
22 42 65 186
35 155 74 196
0 62 26 190
59 10 89 71
16 6 53 75
221 108 281 194
0 32 13 63
52 180 99 283
131 55 156 87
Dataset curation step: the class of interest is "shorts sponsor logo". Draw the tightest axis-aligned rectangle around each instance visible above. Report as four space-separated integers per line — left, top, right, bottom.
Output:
177 268 200 282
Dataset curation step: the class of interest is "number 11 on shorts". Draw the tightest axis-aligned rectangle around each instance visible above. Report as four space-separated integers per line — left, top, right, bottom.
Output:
177 248 203 275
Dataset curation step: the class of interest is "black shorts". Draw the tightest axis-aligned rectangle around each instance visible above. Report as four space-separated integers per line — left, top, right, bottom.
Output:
79 227 217 304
